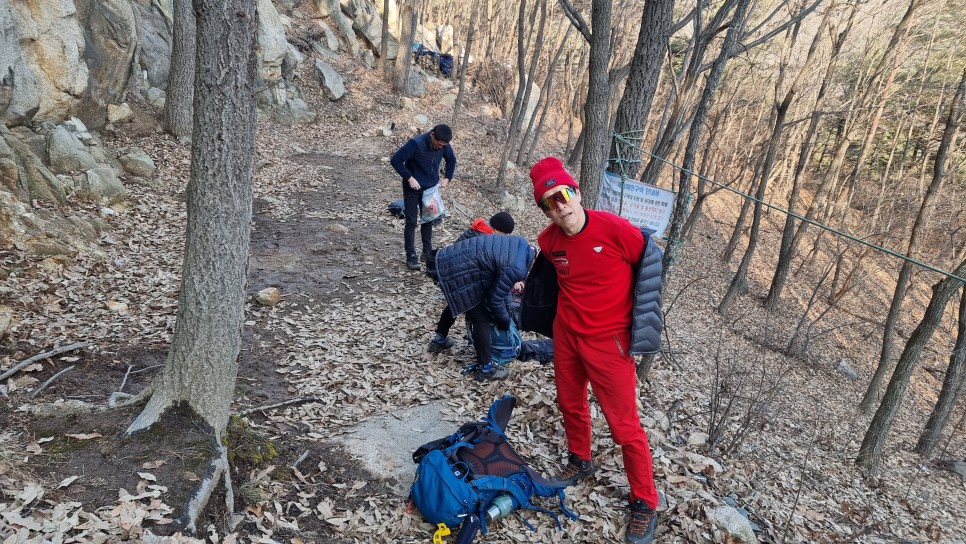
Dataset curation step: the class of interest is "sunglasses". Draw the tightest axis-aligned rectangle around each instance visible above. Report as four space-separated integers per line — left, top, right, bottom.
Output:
540 186 576 211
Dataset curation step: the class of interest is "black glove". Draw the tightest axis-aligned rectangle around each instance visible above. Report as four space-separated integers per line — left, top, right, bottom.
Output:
495 320 511 332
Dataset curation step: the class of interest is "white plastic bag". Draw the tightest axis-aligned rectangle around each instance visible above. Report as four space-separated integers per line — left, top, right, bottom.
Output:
421 185 447 224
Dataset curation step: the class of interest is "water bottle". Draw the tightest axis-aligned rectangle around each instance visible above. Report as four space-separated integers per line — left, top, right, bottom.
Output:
485 493 515 523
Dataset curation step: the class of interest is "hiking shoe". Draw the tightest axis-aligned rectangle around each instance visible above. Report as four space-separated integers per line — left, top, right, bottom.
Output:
625 499 658 544
474 364 509 381
427 336 455 353
550 452 596 486
406 254 420 270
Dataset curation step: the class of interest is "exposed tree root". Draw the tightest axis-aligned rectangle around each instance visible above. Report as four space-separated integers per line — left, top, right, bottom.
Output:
238 395 326 416
180 437 234 535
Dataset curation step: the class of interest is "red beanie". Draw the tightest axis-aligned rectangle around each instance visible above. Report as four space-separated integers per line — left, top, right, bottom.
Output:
529 157 578 205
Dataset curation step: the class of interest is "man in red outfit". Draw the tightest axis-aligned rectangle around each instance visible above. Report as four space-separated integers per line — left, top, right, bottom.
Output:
529 157 659 544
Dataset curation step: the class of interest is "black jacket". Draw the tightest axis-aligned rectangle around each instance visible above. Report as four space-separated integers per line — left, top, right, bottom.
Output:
520 227 664 355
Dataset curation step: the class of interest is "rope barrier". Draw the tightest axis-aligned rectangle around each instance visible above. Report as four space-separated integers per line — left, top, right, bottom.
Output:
608 132 966 283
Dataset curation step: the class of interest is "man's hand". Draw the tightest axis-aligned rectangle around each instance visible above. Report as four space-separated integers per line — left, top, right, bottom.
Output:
408 177 420 190
439 177 449 189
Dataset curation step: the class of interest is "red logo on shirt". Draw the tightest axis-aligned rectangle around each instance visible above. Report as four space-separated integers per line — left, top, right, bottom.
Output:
553 256 570 276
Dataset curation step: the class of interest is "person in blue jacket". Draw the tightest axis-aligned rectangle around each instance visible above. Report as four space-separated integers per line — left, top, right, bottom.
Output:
430 231 534 381
390 124 457 271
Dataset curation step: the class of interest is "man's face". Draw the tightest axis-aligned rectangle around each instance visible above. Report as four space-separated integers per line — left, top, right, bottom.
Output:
430 132 449 150
540 186 583 234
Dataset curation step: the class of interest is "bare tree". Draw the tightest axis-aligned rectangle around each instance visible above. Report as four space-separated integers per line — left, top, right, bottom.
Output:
162 0 196 138
860 61 966 413
764 1 857 311
126 0 258 530
719 18 817 316
856 258 966 475
378 0 391 72
451 0 479 124
664 0 752 283
916 286 966 456
395 1 417 95
576 0 612 203
607 0 674 181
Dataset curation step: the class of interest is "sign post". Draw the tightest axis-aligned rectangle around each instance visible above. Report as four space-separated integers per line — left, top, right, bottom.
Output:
595 172 675 237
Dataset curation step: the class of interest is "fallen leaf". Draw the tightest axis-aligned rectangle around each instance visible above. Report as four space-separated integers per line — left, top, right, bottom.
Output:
66 433 103 440
58 476 79 488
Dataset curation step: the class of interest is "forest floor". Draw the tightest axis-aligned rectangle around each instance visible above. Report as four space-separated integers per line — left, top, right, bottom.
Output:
2 25 966 544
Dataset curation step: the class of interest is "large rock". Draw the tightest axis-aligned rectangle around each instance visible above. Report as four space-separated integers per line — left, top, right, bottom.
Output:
437 24 454 55
341 0 397 59
0 127 108 257
131 0 173 90
316 20 341 52
254 0 313 124
326 0 360 56
707 506 758 544
116 147 156 178
0 2 41 125
313 60 345 100
47 126 98 174
405 67 426 98
75 0 138 126
3 0 89 123
78 167 126 203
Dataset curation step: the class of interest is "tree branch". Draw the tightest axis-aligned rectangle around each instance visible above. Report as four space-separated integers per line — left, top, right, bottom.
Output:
557 0 591 42
31 365 75 398
238 396 327 416
0 342 92 381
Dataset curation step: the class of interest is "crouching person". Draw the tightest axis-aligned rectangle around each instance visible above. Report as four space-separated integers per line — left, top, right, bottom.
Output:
430 230 534 381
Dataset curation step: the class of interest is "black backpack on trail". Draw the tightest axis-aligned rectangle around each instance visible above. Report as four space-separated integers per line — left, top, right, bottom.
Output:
409 395 577 543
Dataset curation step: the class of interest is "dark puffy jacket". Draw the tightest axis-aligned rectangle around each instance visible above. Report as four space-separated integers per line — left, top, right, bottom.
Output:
629 228 664 355
436 234 535 328
520 227 663 355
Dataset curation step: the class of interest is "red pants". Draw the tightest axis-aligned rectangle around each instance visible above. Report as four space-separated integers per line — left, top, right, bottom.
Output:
552 320 658 509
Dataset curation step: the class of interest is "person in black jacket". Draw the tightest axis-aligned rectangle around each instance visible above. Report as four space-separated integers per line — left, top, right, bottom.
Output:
429 225 532 381
390 124 457 271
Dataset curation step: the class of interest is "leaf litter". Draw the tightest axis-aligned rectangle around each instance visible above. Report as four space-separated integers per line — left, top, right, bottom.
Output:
1 15 965 544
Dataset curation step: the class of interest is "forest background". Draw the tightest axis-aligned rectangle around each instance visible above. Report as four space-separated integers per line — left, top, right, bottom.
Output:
1 0 965 542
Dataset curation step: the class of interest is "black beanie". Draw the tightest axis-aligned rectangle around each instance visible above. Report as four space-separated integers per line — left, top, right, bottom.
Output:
489 211 514 234
432 124 453 142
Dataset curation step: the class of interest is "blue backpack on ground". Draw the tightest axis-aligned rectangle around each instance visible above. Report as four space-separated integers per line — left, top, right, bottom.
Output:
409 396 577 542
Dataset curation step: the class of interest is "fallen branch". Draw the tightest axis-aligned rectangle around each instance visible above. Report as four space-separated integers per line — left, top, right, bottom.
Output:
118 364 133 392
238 396 326 416
290 449 310 470
31 365 75 398
0 342 92 381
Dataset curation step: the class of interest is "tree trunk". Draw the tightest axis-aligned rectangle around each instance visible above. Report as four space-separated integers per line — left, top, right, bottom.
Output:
495 0 537 192
856 258 966 475
394 2 417 95
719 20 804 316
577 0 612 207
451 0 478 125
607 0 674 181
378 0 391 72
162 0 196 138
522 26 572 167
128 0 258 440
860 62 966 413
765 2 856 311
916 286 966 456
663 0 751 284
